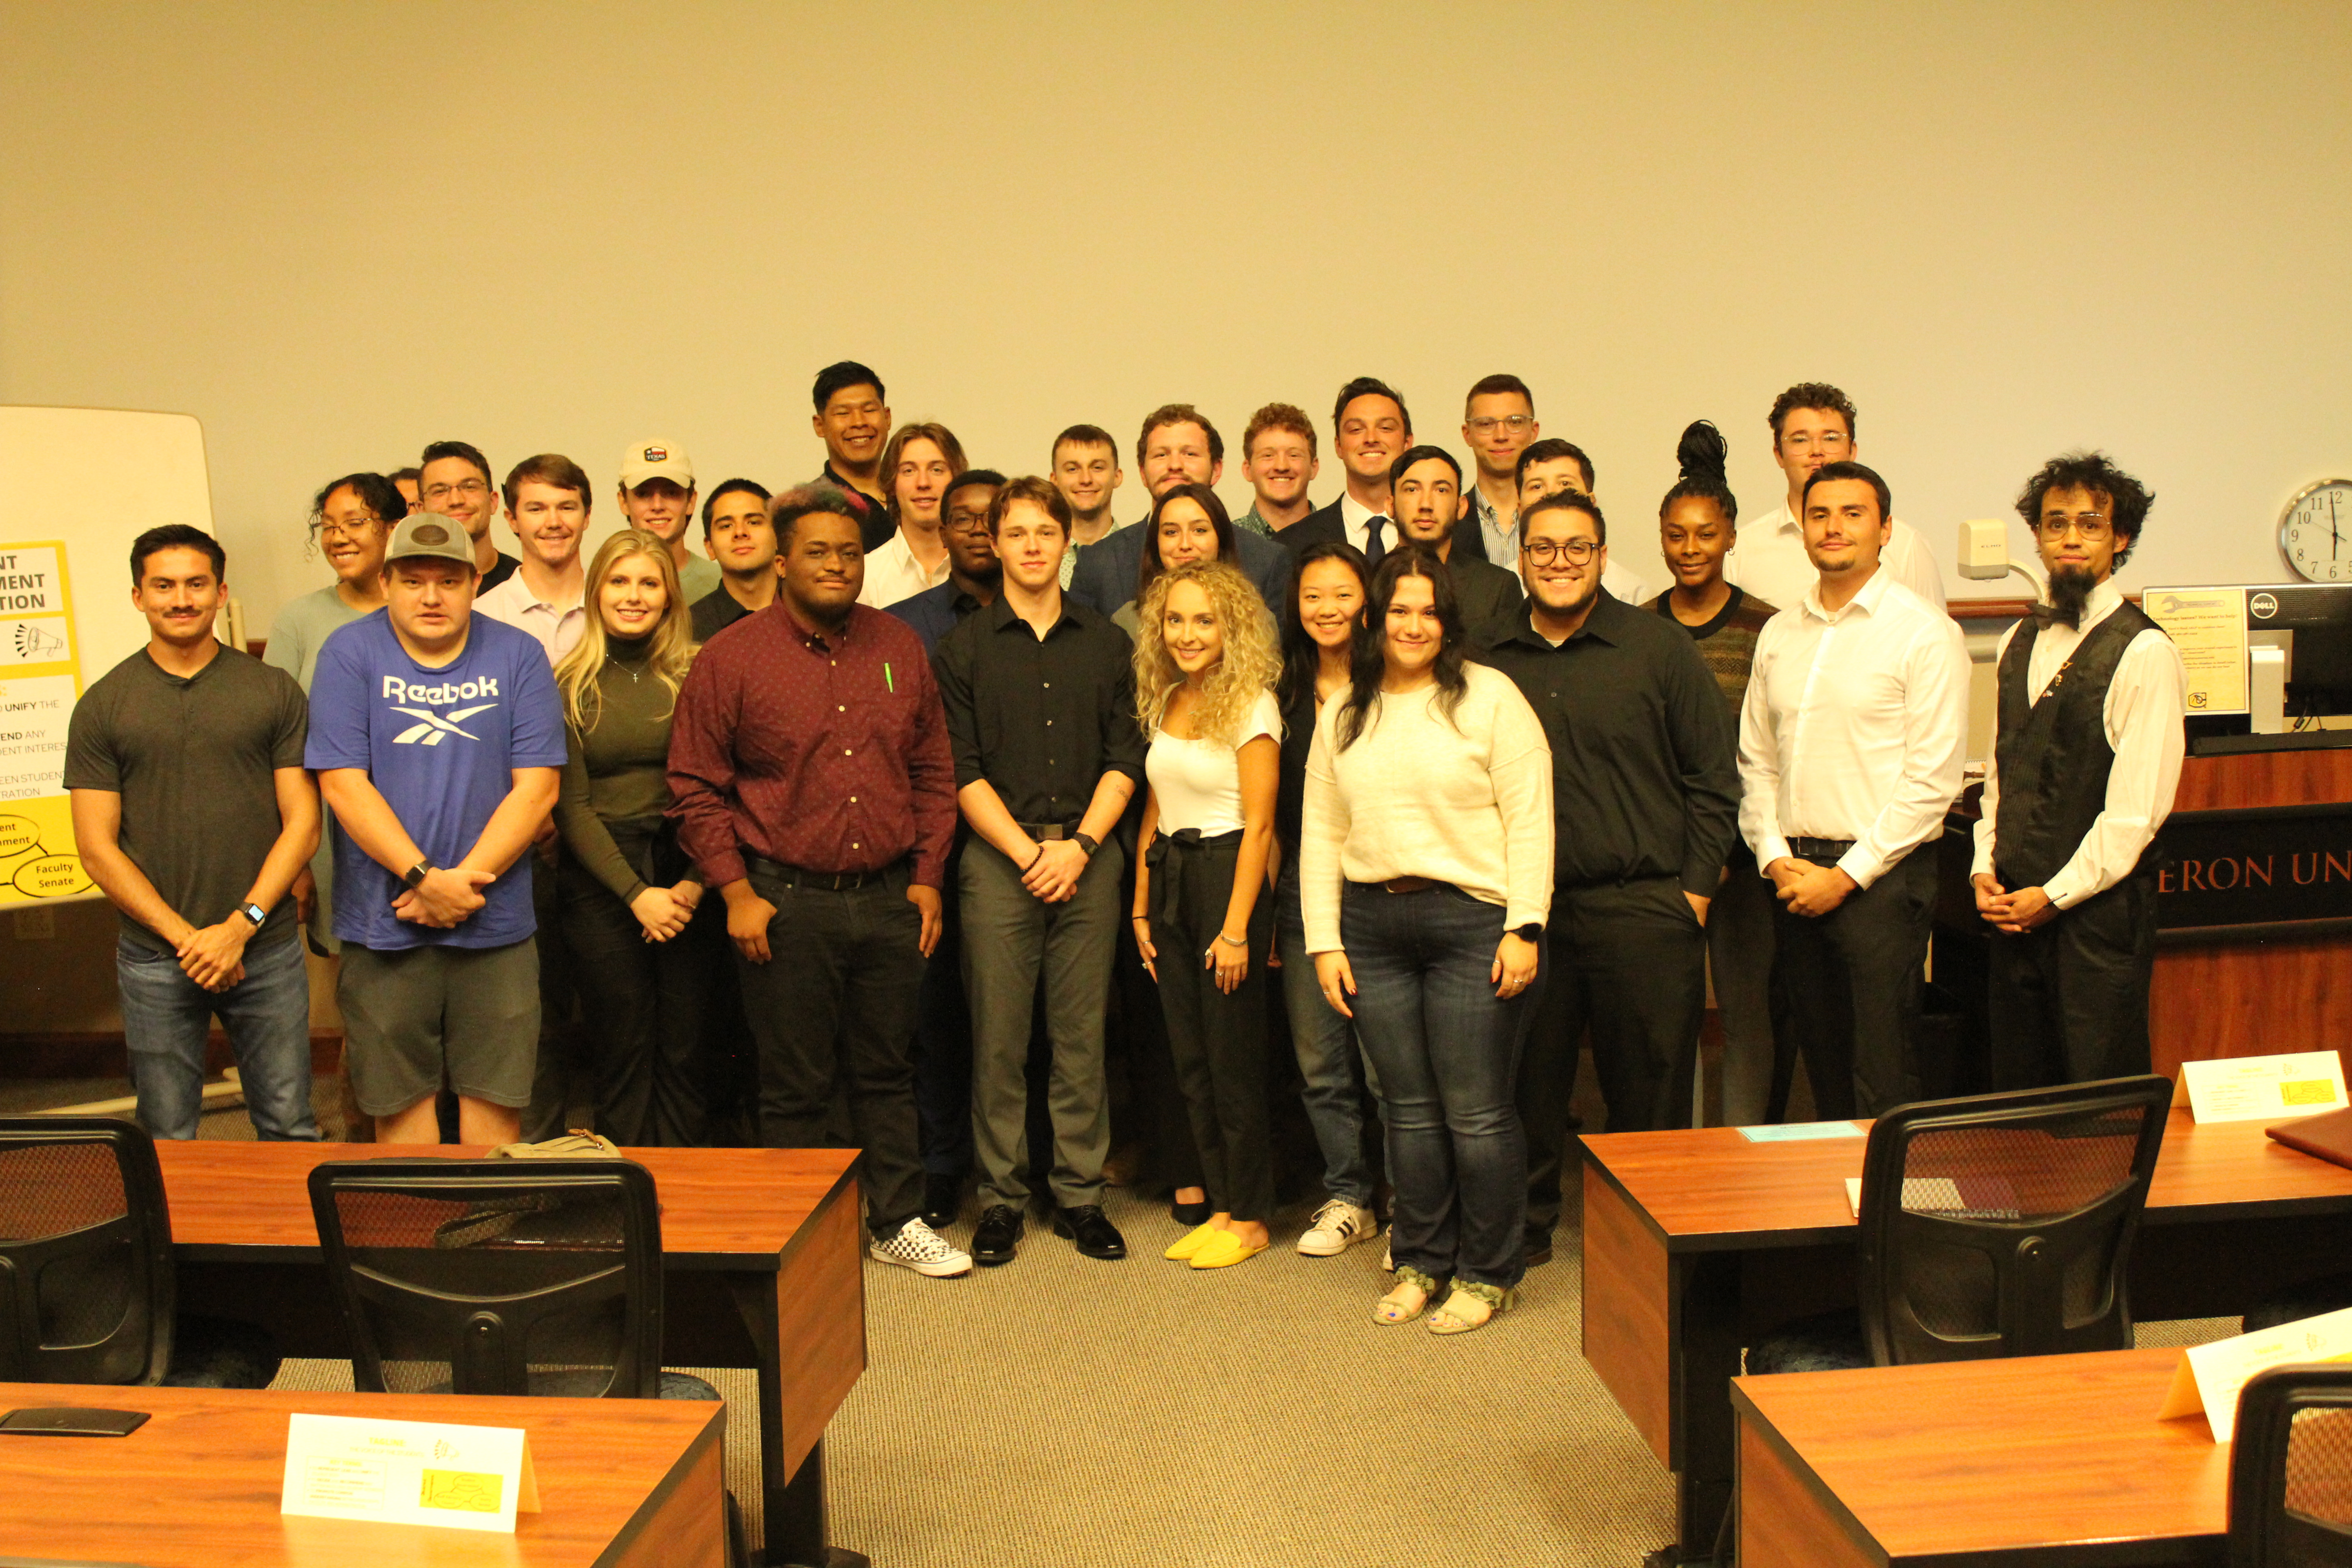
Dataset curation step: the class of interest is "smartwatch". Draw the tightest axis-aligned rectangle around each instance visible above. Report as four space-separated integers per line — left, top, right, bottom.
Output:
402 858 438 891
1073 832 1100 858
1511 922 1544 943
236 901 267 929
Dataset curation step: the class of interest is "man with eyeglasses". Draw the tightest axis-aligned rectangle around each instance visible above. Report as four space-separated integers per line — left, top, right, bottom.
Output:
1477 492 1738 1263
1513 439 1653 606
1281 377 1413 564
1724 383 1945 612
1973 453 2183 1089
1461 374 1540 563
417 441 517 593
1739 461 1968 1118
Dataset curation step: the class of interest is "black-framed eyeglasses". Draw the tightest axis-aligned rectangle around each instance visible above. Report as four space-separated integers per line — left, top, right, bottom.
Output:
1522 538 1599 564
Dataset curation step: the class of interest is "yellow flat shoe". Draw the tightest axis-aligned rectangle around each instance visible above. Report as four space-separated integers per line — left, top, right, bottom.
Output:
1163 1221 1222 1261
1189 1230 1269 1269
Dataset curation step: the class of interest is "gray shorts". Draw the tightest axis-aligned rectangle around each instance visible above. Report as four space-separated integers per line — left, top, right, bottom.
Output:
337 939 539 1116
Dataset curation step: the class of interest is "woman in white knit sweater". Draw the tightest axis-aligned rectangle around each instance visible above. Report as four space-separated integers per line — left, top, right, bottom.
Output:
1302 546 1553 1334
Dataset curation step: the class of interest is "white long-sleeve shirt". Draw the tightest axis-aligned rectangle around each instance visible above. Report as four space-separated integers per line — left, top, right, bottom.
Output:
858 529 950 609
1725 501 1947 612
1738 568 1970 888
1970 579 2187 907
1299 662 1554 952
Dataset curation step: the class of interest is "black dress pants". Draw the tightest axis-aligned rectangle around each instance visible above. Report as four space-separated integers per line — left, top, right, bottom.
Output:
557 856 714 1147
1519 876 1708 1244
1769 846 1939 1119
1150 833 1275 1224
1987 870 2157 1089
735 860 927 1235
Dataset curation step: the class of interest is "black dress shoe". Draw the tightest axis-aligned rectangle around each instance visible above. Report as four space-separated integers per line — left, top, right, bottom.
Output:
921 1173 963 1231
1525 1240 1555 1268
971 1204 1023 1266
1052 1204 1127 1259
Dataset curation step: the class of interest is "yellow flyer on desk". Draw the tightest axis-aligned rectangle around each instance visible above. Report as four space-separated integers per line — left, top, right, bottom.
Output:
280 1412 540 1533
2157 1305 2352 1442
2177 1051 2349 1123
0 540 93 908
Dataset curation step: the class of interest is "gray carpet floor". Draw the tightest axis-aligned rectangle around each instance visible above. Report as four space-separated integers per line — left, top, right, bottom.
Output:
6 1074 2243 1565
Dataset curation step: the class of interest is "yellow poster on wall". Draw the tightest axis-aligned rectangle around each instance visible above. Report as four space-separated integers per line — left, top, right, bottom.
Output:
0 540 94 906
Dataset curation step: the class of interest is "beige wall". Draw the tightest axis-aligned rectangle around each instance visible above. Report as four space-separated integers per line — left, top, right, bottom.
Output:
4 1 2349 629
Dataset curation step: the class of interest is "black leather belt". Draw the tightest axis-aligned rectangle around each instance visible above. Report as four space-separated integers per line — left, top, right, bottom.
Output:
745 854 897 892
1347 876 1448 895
1016 820 1079 842
1787 837 1857 865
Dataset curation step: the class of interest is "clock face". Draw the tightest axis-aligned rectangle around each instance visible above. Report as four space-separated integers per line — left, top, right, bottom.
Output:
2281 480 2352 582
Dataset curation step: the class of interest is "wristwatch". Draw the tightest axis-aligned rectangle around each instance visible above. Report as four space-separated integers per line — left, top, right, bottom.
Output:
402 858 438 891
1073 832 1100 858
236 901 267 929
1512 923 1544 943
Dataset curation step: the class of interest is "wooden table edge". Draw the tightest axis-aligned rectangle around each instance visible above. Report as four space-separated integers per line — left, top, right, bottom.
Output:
596 1397 727 1567
1730 1378 1889 1567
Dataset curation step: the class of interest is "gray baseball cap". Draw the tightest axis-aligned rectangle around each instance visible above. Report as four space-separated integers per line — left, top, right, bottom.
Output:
385 512 478 569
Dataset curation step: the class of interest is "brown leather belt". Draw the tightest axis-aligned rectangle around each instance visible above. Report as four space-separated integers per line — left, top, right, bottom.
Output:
1348 875 1440 895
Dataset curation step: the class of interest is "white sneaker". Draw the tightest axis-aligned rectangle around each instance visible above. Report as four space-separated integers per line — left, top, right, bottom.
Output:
869 1217 973 1277
1297 1199 1379 1257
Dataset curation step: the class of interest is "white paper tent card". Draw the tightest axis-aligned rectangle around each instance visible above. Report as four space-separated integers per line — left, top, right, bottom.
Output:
281 1411 541 1533
2156 1304 2352 1442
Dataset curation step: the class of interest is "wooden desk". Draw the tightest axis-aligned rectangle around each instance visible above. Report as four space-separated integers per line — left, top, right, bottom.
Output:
1732 1348 2227 1566
0 1380 726 1566
1582 1109 2352 1563
152 1142 865 1568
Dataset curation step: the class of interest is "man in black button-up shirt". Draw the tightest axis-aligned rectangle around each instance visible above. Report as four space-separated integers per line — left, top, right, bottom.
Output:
1478 491 1740 1259
931 475 1144 1265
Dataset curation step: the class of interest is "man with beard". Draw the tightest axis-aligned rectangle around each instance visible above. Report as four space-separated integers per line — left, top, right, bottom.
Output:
1479 492 1739 1263
1068 404 1289 613
1388 446 1523 642
1739 462 1967 1118
1725 382 1945 610
1972 453 2183 1088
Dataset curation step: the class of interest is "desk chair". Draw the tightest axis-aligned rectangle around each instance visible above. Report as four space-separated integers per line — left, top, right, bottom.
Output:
308 1158 744 1563
2230 1364 2352 1566
0 1115 277 1388
1747 1074 2173 1372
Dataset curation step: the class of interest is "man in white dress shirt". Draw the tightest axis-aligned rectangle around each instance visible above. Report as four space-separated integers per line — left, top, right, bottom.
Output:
1278 378 1414 563
1973 453 2184 1088
857 421 968 609
1725 383 1945 612
1739 461 1969 1117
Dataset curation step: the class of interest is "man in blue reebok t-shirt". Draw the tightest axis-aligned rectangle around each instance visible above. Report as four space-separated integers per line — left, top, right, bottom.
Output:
307 512 566 1144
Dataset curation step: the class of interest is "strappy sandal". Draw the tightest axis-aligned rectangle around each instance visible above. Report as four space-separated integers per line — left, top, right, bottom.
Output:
1428 1280 1516 1335
1373 1265 1439 1325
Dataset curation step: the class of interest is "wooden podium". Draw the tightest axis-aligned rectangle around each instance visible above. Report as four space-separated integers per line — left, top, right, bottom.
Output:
2148 745 2352 1078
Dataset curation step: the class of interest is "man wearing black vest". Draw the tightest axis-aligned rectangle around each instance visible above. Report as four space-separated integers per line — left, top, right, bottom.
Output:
1972 453 2185 1088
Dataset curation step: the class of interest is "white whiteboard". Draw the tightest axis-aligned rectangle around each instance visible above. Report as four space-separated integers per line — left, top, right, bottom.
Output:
0 406 214 907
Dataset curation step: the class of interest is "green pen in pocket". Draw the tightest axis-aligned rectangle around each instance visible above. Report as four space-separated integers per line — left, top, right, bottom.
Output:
884 661 895 693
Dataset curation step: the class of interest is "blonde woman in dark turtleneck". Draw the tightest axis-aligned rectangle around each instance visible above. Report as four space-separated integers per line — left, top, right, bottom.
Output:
550 529 707 1144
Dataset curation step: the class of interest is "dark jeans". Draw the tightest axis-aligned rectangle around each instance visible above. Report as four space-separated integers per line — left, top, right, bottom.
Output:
960 836 1122 1211
1149 833 1274 1224
1343 881 1534 1291
523 848 586 1141
1709 849 1785 1126
1770 846 1939 1119
913 859 975 1178
1988 869 2157 1089
1520 876 1706 1243
557 856 714 1147
735 860 927 1236
1274 859 1375 1207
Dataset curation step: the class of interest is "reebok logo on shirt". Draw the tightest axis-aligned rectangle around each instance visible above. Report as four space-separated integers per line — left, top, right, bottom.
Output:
381 674 500 746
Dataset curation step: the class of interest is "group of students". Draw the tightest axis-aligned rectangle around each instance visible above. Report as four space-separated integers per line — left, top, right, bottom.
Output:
64 362 2189 1338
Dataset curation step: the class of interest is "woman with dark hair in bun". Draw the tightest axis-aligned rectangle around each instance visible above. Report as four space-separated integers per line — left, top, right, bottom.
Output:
1646 421 1786 1126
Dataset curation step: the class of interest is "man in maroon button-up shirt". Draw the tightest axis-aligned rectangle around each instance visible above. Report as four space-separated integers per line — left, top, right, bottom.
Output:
667 486 970 1277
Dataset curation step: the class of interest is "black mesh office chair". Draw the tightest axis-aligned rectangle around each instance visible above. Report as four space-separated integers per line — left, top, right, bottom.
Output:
2230 1364 2352 1566
0 1114 278 1388
1747 1074 2173 1373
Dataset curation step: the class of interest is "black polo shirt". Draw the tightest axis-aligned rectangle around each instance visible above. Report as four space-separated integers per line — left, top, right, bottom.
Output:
690 584 758 643
1475 590 1740 895
931 593 1145 826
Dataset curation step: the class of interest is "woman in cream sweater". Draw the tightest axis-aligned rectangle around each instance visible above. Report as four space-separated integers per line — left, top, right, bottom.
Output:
1302 546 1553 1334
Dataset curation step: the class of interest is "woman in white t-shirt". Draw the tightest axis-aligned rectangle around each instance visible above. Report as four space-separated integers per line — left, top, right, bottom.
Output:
1303 545 1554 1333
1131 560 1283 1271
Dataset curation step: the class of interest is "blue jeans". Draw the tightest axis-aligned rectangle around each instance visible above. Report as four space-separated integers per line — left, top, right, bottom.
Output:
1276 860 1374 1207
1342 882 1532 1290
116 933 318 1141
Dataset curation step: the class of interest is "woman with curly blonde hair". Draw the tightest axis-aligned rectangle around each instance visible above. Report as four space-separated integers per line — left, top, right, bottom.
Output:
1131 559 1284 1269
549 529 713 1144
